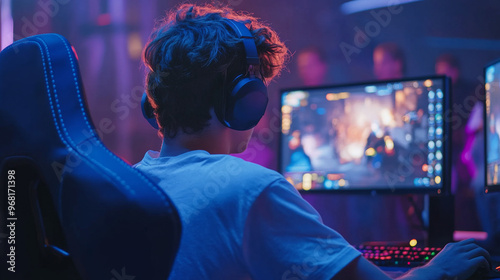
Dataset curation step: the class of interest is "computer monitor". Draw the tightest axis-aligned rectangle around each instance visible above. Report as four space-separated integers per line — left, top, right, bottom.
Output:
484 59 500 193
280 76 450 194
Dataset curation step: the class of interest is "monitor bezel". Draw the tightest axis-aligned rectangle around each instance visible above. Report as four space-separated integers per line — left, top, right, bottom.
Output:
483 58 500 193
279 75 451 195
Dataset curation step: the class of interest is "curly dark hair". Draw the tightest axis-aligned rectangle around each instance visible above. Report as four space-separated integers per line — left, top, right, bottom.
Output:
143 4 289 138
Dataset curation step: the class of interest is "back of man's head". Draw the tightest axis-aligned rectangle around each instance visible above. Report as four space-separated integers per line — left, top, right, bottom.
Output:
143 4 288 138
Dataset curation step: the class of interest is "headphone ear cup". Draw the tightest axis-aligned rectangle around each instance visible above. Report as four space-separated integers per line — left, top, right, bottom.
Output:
141 92 159 129
223 75 268 130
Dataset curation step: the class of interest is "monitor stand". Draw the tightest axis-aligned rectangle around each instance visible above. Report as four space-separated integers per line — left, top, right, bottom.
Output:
428 194 455 247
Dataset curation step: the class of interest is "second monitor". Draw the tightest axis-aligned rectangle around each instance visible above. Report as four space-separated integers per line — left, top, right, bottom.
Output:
280 76 450 194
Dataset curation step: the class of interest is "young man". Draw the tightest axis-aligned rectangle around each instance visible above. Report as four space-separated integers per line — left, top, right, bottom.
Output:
135 4 491 279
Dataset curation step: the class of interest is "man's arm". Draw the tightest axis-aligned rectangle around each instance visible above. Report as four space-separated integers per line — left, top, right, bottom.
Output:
332 255 394 280
333 239 491 280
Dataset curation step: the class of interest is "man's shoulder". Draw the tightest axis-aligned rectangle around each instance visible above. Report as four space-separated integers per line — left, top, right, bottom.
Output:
209 154 285 184
194 154 291 204
135 150 286 193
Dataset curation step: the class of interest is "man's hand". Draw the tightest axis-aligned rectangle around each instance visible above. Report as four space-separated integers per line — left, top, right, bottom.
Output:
421 239 491 280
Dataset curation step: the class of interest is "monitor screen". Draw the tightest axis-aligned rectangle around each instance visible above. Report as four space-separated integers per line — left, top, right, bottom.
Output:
484 59 500 193
280 76 450 193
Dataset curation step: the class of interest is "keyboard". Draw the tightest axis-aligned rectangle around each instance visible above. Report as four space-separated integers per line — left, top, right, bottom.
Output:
357 245 442 267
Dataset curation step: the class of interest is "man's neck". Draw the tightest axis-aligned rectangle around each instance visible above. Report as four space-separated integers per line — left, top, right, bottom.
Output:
159 142 191 157
160 128 230 157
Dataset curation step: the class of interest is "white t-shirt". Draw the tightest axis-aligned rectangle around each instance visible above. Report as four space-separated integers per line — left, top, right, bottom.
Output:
134 150 360 279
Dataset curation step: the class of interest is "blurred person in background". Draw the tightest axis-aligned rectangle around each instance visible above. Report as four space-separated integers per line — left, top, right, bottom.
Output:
373 42 405 80
297 46 330 86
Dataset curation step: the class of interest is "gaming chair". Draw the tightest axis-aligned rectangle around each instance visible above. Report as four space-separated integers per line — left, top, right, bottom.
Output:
0 34 181 279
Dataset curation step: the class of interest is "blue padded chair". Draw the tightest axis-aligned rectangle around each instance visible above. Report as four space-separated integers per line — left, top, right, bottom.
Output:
0 34 181 279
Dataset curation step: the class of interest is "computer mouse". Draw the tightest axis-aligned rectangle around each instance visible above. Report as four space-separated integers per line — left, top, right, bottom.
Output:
467 266 492 280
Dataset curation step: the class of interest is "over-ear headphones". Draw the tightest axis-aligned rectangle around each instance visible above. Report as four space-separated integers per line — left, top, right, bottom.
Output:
215 19 268 131
141 18 268 131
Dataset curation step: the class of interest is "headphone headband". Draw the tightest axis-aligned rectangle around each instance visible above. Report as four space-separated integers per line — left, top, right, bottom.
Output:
223 19 260 66
216 19 268 131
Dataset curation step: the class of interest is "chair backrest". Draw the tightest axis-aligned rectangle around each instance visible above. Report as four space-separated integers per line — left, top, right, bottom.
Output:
0 34 181 280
